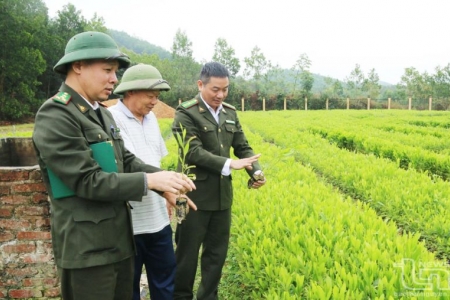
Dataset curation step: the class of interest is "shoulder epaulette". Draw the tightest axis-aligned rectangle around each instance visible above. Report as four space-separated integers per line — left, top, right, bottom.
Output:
52 92 71 105
181 99 198 109
222 102 236 110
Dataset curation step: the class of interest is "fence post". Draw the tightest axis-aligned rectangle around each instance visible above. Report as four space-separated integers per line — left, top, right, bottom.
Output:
326 98 329 110
284 98 286 110
367 97 371 110
408 97 412 110
388 98 391 110
305 97 308 111
262 97 266 111
241 97 244 112
347 98 350 110
429 97 432 111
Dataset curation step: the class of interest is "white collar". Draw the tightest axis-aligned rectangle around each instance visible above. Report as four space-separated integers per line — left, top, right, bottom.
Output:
199 95 223 113
80 96 99 110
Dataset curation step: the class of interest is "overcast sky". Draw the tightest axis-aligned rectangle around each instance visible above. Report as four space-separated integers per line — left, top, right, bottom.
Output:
43 0 450 84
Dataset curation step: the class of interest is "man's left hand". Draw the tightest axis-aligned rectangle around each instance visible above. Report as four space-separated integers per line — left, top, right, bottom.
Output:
163 192 198 211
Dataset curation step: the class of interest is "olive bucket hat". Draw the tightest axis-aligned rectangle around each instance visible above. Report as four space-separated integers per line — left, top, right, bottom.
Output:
113 64 171 94
54 31 130 74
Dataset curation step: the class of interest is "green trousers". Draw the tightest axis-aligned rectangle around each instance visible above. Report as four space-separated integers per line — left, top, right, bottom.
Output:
174 208 232 300
58 256 134 300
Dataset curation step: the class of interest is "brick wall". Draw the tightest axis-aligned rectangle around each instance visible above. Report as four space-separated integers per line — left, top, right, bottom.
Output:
0 167 60 299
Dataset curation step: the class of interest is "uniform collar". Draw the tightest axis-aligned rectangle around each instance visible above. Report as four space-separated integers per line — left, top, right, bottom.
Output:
59 83 99 111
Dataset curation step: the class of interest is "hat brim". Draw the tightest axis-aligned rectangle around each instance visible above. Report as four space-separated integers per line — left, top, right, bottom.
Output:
114 79 171 94
53 48 130 74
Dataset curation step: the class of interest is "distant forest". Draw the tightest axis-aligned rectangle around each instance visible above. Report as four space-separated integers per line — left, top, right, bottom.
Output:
2 0 450 121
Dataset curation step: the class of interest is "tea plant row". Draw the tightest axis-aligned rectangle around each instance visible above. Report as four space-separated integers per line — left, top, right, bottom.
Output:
159 113 450 299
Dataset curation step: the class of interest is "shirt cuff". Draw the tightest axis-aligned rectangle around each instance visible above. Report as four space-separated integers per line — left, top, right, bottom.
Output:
143 173 148 196
221 159 231 176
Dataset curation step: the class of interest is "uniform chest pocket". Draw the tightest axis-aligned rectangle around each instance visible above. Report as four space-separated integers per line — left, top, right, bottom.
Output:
223 125 237 144
224 125 236 134
200 124 215 134
83 127 109 144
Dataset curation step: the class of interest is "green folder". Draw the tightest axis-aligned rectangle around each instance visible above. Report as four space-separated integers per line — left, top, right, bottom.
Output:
47 141 118 199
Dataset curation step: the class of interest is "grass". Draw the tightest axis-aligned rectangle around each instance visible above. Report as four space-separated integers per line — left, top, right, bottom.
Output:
0 123 34 138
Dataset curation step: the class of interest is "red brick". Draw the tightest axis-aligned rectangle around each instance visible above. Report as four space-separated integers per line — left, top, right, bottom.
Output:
17 231 51 240
0 231 15 242
6 267 38 277
2 243 36 254
32 193 49 204
16 205 49 216
0 219 30 230
44 287 60 297
29 170 43 181
23 253 52 263
0 279 18 286
35 217 51 228
0 206 13 217
9 289 42 298
1 194 28 205
43 277 58 287
22 278 43 287
0 185 10 195
0 170 29 182
12 182 47 193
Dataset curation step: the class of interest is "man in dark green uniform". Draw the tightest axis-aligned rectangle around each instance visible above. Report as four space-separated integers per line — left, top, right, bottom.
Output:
32 31 195 300
172 62 266 300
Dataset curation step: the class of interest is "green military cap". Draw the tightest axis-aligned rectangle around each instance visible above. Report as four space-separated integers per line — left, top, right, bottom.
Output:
114 64 171 94
54 31 130 74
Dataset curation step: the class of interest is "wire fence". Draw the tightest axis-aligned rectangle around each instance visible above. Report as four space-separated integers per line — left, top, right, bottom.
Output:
230 97 450 112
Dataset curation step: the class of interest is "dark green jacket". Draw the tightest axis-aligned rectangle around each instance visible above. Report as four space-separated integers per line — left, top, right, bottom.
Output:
172 94 261 211
33 83 160 269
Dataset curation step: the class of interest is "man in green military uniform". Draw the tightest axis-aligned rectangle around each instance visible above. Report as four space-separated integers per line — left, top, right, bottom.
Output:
32 31 195 300
172 62 266 299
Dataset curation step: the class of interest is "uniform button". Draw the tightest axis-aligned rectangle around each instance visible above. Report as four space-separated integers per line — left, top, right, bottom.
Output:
204 127 207 130
98 134 101 139
221 175 223 179
218 129 221 133
221 144 223 148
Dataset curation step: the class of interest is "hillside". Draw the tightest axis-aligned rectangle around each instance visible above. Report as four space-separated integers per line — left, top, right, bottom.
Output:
108 30 393 92
109 29 172 59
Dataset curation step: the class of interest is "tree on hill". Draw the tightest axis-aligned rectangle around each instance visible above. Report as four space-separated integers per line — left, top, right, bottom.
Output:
0 0 47 120
291 53 314 101
212 38 241 77
169 29 200 103
37 3 89 101
109 29 171 59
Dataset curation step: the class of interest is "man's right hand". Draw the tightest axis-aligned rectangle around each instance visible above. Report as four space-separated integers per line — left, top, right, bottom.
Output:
146 171 196 194
230 154 261 171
